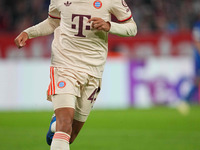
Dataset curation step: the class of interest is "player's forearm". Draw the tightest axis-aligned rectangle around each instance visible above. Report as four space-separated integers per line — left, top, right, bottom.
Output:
109 19 137 37
24 17 60 39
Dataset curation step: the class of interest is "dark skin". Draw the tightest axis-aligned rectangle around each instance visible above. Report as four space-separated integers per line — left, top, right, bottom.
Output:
88 17 110 31
14 32 28 49
54 107 84 144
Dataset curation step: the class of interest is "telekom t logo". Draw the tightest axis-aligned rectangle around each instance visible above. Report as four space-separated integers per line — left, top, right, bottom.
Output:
71 14 91 37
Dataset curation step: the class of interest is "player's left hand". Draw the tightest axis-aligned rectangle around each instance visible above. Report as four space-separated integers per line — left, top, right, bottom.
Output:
88 17 111 32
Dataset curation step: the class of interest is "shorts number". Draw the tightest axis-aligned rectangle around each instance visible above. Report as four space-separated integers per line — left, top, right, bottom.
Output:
88 87 101 103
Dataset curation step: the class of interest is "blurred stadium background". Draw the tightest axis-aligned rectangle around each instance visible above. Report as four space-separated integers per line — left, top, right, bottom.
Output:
0 0 200 150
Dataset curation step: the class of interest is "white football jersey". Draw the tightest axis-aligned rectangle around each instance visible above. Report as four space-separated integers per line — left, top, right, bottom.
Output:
49 0 132 78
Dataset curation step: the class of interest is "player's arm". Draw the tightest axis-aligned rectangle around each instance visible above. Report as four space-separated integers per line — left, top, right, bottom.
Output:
103 0 137 37
24 17 60 39
15 17 60 49
88 17 137 37
108 18 137 37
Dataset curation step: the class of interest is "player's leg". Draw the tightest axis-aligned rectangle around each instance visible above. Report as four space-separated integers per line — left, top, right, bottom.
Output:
51 107 73 150
46 115 85 145
193 49 200 102
46 86 101 145
69 76 101 144
70 119 85 144
177 50 200 115
50 94 76 150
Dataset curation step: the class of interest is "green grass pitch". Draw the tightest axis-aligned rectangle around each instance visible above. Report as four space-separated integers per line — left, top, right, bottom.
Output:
0 106 200 150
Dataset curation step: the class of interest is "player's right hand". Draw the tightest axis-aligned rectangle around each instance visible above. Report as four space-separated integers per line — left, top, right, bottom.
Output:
14 32 29 49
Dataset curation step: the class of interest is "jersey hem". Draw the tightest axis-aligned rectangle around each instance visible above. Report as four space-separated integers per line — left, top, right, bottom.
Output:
50 65 103 79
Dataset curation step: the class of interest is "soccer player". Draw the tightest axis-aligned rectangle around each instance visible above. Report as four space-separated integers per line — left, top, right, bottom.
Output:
184 17 200 102
177 16 200 115
14 0 137 149
190 15 200 103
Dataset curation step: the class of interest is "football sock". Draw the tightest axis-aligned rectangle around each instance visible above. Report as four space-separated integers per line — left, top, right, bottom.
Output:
51 122 56 133
50 131 70 150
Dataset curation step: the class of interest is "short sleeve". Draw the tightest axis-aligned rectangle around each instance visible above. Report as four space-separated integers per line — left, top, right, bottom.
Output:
48 0 61 19
109 0 132 22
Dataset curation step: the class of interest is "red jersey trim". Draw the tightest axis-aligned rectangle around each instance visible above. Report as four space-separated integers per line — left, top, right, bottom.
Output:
48 14 61 19
118 15 132 22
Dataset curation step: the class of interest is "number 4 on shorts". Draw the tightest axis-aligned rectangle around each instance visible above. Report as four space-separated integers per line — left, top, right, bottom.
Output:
88 87 101 103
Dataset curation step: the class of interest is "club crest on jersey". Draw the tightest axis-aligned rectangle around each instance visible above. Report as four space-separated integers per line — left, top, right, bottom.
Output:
93 0 102 9
57 81 66 88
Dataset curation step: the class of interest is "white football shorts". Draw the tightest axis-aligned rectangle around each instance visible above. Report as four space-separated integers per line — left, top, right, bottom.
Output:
47 67 101 122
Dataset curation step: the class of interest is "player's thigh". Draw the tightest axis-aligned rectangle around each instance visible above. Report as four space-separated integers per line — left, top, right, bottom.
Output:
74 78 101 122
52 94 77 132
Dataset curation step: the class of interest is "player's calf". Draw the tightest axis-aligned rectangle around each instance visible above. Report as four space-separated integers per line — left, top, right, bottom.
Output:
50 108 74 150
70 119 85 144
